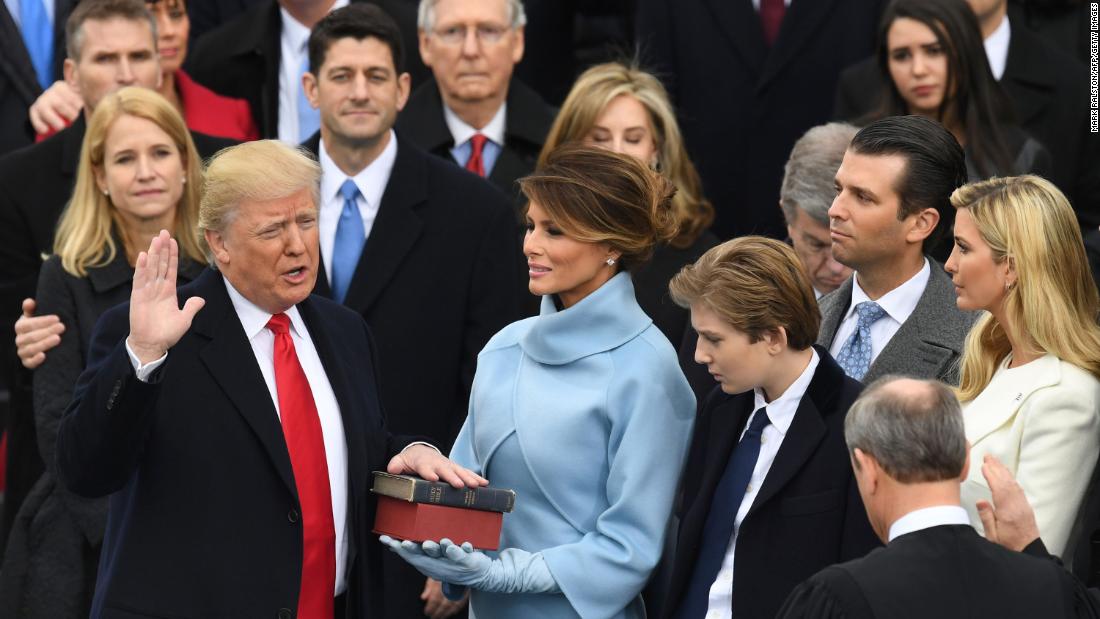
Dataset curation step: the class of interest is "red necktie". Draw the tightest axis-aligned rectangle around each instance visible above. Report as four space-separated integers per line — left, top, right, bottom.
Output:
466 134 488 177
760 0 785 46
267 314 336 619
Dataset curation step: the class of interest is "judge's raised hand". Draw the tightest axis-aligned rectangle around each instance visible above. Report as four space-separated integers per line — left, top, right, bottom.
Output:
126 230 205 364
976 454 1041 552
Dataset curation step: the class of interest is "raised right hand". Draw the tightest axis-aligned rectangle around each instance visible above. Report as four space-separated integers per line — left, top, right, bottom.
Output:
14 298 64 369
28 80 83 134
126 230 205 364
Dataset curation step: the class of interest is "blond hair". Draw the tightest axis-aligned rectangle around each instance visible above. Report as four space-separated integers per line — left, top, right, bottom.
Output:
519 144 677 271
538 61 714 249
54 87 203 276
955 176 1100 401
199 140 321 264
669 236 821 349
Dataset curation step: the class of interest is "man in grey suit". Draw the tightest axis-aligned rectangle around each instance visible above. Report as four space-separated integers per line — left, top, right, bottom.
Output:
818 116 977 385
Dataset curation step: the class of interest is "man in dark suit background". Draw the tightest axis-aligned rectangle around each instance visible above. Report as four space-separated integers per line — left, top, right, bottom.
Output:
635 0 885 241
298 5 524 615
834 0 1100 231
661 237 879 619
0 0 235 554
0 0 76 155
817 116 977 385
777 376 1082 618
395 0 554 202
55 140 484 618
184 0 427 141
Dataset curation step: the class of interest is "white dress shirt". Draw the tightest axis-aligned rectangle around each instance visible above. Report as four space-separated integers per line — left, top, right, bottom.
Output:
127 276 351 595
277 0 348 143
887 505 971 542
443 101 506 174
318 131 397 284
984 14 1011 81
830 259 930 364
705 349 821 618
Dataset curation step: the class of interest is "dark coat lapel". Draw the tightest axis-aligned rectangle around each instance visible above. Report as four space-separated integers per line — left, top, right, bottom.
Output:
703 0 766 81
757 0 840 91
189 268 299 501
340 136 426 313
817 277 853 348
1002 27 1057 126
60 116 86 177
745 347 837 519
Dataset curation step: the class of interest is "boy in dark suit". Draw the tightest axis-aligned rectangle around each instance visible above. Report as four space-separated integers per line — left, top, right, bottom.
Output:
662 236 879 619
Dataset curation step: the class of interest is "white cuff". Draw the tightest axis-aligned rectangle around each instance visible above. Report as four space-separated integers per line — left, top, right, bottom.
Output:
125 340 167 383
401 441 441 455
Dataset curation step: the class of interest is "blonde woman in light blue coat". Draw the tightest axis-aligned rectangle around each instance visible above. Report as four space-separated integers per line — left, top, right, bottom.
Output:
383 145 697 618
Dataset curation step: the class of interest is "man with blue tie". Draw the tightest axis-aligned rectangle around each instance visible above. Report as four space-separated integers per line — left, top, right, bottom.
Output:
298 5 523 615
816 116 977 386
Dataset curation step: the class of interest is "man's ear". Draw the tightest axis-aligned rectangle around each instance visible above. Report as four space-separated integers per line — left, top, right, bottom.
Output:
762 327 788 355
204 229 229 267
960 440 972 481
853 448 879 492
395 72 411 113
63 58 79 93
418 30 433 67
302 71 320 110
511 25 525 64
906 207 941 244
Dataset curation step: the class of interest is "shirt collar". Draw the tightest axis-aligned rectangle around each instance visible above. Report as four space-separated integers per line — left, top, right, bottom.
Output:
222 274 307 341
318 130 397 210
984 13 1011 81
280 0 349 51
888 505 971 542
751 348 820 436
443 102 507 147
847 258 930 325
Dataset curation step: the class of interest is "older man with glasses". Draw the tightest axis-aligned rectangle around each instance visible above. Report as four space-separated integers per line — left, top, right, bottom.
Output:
396 0 554 204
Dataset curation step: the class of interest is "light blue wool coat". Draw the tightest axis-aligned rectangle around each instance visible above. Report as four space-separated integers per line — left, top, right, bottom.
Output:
450 272 696 618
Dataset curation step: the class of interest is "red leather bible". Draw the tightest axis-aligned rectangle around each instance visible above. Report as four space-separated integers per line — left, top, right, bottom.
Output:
373 495 504 550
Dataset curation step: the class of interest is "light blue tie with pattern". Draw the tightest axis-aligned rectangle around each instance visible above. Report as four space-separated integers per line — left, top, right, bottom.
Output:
330 180 365 304
836 301 887 380
19 0 53 90
297 52 320 141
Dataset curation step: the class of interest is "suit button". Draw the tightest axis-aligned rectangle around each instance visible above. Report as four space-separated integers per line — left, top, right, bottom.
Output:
278 609 292 619
288 509 300 523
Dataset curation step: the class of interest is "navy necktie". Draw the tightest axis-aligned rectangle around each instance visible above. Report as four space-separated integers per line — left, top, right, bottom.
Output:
330 179 365 303
675 408 771 618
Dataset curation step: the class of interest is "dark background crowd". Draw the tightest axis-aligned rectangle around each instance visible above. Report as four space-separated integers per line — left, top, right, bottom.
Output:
0 0 1098 617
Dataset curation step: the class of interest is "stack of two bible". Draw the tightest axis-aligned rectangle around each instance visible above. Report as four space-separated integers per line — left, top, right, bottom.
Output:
370 472 516 550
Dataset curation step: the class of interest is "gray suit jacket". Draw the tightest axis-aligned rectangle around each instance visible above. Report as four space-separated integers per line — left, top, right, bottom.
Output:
816 260 978 385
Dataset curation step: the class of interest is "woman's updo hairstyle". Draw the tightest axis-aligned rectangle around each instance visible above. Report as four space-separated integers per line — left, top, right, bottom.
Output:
518 144 677 271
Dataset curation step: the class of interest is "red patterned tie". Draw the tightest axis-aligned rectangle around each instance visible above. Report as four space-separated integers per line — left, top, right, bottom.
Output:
267 314 336 619
760 0 785 46
465 133 488 177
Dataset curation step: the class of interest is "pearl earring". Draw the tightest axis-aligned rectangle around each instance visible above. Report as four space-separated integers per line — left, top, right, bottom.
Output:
102 189 109 196
606 257 616 266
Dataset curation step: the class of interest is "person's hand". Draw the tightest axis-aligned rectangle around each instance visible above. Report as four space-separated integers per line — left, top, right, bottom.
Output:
421 577 468 619
14 298 64 369
387 444 488 489
126 230 205 364
976 454 1041 552
28 80 83 134
380 537 491 586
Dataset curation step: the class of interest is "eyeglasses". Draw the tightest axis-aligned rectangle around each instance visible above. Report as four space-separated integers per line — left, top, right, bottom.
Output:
431 24 510 46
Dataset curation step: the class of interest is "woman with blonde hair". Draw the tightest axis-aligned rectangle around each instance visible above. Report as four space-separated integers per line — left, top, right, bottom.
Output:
946 175 1100 560
539 62 717 368
0 86 205 618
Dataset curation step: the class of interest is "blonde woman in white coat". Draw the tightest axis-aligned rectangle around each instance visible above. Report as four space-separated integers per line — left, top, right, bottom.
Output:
946 175 1100 559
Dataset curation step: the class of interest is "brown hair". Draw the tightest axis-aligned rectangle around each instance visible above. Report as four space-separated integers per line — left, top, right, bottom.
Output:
519 144 677 271
538 61 714 249
669 236 821 349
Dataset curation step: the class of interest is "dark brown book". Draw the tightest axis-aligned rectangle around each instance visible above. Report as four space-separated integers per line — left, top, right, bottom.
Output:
371 472 516 513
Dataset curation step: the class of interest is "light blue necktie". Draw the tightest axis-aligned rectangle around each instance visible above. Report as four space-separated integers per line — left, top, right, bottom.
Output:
19 0 53 90
330 180 365 304
835 301 887 380
297 52 320 141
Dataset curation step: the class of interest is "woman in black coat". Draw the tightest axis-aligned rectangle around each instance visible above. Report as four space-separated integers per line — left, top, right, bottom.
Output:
0 86 206 619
